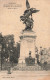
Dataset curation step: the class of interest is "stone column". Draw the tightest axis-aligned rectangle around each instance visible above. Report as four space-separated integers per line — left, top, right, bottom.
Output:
19 30 37 63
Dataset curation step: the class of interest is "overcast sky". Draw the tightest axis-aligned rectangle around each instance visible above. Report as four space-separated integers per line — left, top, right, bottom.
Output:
0 0 50 48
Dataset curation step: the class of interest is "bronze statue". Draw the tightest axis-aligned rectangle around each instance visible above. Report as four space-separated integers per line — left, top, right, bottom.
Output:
20 0 39 31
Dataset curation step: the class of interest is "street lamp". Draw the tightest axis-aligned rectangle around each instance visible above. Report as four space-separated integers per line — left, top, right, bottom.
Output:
6 43 11 74
0 44 2 70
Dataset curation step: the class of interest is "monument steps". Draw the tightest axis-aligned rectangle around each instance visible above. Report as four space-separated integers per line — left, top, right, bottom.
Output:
13 64 43 71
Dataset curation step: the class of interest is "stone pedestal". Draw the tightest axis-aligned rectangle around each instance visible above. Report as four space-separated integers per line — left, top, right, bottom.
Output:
19 30 37 63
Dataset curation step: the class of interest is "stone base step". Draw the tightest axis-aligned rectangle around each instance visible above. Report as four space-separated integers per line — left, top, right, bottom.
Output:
13 63 42 71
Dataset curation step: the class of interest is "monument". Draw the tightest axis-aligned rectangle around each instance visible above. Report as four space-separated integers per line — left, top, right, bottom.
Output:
19 0 39 64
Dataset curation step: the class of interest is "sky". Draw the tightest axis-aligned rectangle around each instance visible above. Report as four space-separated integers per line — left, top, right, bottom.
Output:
0 0 50 49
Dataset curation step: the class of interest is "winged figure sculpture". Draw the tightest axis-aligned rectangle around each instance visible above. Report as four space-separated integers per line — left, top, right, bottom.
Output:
20 0 39 30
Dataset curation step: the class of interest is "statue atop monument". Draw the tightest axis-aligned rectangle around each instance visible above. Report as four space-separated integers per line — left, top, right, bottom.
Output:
20 0 39 31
